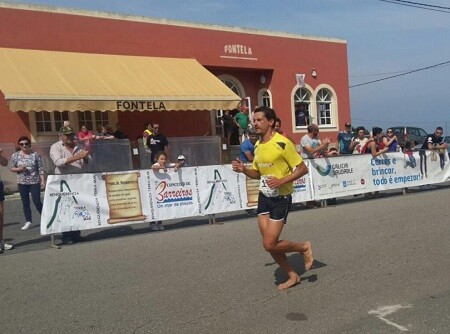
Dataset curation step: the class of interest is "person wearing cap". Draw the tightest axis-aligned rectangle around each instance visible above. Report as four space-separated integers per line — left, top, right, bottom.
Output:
50 126 91 244
337 122 353 155
177 155 189 167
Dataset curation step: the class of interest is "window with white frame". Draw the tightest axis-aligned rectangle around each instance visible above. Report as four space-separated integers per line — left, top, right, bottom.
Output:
316 88 332 125
258 89 272 108
35 111 69 133
293 87 311 128
77 111 109 132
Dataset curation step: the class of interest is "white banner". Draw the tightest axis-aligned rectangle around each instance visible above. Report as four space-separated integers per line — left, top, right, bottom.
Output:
310 151 450 199
41 154 450 235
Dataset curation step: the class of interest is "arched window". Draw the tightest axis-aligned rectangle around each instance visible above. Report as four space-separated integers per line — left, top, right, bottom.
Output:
293 87 311 128
258 89 272 108
316 88 333 125
218 75 245 98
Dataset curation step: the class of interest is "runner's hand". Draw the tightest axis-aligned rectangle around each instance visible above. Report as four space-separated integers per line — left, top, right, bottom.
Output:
231 158 245 173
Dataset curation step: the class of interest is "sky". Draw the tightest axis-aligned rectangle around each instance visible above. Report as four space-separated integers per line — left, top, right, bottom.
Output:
5 0 450 133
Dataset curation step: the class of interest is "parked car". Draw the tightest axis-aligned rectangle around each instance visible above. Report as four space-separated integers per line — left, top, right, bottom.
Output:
390 126 428 148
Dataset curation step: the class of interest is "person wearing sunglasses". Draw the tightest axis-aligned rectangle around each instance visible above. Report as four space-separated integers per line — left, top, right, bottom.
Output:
10 136 45 231
382 128 399 152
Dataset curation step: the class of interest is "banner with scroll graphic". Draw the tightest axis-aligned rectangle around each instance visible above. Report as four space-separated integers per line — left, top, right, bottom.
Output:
102 172 146 224
40 158 450 235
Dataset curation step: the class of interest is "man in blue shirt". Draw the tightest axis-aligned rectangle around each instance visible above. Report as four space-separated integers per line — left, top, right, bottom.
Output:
337 122 353 155
240 129 258 162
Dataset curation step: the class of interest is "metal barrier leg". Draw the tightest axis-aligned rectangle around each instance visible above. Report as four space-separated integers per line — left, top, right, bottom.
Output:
50 234 61 249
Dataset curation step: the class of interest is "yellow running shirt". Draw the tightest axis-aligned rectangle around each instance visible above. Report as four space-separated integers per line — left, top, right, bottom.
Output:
252 132 303 196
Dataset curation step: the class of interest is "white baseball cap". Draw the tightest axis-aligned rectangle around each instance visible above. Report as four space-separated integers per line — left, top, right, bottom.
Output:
177 155 186 160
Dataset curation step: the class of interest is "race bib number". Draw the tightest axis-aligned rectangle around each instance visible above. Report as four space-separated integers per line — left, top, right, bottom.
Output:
259 175 279 197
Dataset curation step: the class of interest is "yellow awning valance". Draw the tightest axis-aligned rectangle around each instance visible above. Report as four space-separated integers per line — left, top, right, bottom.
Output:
0 48 241 112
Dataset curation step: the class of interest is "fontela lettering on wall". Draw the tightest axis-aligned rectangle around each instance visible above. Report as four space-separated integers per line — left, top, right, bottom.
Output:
116 100 166 110
224 44 253 55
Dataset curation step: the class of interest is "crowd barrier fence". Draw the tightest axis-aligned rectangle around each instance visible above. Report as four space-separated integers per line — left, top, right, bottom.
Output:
40 150 450 235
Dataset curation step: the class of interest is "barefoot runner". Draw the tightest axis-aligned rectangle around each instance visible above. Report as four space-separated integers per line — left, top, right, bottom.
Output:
232 106 314 290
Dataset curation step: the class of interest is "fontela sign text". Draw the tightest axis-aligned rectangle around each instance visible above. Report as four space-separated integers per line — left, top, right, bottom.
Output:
117 100 166 110
224 44 253 55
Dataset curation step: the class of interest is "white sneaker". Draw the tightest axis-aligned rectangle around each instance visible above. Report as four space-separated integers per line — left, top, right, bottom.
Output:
157 224 165 231
21 222 32 230
150 223 159 231
0 241 14 251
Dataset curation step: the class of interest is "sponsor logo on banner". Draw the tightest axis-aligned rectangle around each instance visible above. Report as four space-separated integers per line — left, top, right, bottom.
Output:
316 164 333 176
342 180 357 188
155 180 193 207
204 169 236 210
46 179 93 230
331 163 354 176
293 177 306 190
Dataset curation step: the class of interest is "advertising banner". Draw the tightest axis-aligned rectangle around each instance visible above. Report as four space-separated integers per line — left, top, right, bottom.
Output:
41 154 450 235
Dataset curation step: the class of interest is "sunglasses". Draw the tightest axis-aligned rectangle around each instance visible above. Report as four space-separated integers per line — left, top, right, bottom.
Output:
19 142 30 147
387 130 393 133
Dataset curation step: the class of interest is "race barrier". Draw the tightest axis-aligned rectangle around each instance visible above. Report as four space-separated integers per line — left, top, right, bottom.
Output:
40 150 450 235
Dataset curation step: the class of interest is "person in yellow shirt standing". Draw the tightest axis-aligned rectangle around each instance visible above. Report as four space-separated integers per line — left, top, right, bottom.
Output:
232 106 313 290
143 121 153 154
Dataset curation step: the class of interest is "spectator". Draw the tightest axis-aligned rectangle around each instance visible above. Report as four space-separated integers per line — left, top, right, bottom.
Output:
234 106 249 143
364 127 389 157
150 151 183 231
95 123 115 140
0 148 13 252
420 126 448 172
240 129 258 163
295 104 309 126
50 126 90 244
143 121 153 154
148 122 170 163
300 124 330 159
221 110 234 147
350 126 369 154
382 128 399 152
77 124 95 152
113 122 128 139
274 117 295 143
177 154 189 167
326 143 339 157
9 136 45 231
337 122 353 154
364 127 389 199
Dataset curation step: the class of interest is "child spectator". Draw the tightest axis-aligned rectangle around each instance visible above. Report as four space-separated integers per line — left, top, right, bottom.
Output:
150 151 183 231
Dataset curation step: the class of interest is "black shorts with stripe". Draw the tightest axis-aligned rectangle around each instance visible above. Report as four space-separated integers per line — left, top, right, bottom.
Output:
256 192 292 223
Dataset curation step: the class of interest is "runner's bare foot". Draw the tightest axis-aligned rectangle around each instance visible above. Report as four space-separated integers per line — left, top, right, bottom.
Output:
303 241 314 271
278 275 300 290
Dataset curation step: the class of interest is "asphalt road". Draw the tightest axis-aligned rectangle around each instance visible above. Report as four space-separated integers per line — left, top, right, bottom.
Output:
1 186 449 333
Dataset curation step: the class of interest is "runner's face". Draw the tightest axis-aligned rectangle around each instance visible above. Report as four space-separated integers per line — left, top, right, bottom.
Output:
253 112 273 136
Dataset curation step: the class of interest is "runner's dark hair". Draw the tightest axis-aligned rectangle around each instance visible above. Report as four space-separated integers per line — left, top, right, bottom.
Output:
254 106 277 128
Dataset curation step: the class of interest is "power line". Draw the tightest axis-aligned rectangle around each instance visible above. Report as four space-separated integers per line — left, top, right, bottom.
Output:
349 60 450 88
377 0 450 13
385 0 450 10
